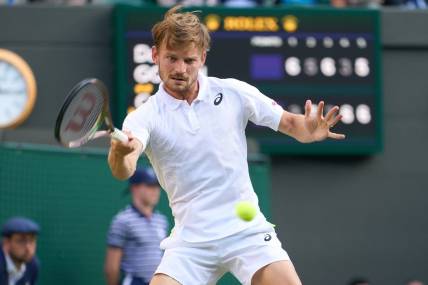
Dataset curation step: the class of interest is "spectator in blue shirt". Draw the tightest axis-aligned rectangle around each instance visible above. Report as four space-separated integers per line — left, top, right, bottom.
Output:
0 217 40 285
105 167 169 285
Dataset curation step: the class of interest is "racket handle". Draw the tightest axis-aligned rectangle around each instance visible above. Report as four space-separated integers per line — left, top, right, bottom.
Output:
111 128 129 143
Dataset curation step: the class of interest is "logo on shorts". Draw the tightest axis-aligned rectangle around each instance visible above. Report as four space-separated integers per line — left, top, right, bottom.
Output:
214 93 223 105
264 233 272 242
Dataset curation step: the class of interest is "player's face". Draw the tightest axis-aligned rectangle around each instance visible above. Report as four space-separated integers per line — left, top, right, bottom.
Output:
133 184 161 207
3 233 37 263
152 42 206 99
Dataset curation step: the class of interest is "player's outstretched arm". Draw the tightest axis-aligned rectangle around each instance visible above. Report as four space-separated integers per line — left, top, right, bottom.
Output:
108 131 143 180
278 100 345 143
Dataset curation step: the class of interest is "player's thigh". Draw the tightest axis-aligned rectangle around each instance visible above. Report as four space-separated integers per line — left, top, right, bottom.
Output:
251 260 302 285
154 244 222 285
150 273 181 285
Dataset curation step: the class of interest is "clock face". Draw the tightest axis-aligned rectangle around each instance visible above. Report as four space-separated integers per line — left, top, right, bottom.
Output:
0 49 36 129
0 61 29 127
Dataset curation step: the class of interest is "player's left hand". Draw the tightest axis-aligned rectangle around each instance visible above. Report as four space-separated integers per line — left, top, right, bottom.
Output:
304 100 345 142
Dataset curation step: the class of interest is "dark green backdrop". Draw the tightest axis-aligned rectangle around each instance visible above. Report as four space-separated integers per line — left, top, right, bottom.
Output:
0 143 271 285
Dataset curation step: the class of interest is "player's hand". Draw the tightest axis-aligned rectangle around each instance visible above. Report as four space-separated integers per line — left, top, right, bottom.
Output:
303 100 345 142
110 130 138 156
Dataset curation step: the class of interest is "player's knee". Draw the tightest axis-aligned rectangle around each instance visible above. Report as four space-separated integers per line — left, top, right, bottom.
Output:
251 260 302 285
291 279 303 285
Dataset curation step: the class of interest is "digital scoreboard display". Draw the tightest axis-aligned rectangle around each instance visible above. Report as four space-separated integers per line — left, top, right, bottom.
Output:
114 6 382 154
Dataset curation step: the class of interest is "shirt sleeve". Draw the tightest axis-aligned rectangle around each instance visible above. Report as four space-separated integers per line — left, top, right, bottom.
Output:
29 256 40 285
107 215 128 248
229 79 284 131
122 100 154 152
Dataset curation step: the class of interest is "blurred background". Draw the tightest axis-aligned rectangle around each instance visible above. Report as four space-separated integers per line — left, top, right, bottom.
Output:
0 1 427 285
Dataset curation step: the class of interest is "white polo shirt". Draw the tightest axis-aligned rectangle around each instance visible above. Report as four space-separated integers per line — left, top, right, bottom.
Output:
123 73 284 243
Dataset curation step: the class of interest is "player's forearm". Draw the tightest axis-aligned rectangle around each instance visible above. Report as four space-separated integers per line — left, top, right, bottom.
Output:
108 149 137 180
105 268 120 285
278 112 314 143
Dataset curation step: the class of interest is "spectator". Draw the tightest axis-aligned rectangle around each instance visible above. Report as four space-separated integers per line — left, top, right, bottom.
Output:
105 167 169 285
330 0 382 7
403 0 427 8
1 0 89 4
0 217 40 285
0 0 26 4
157 0 218 7
92 0 151 5
221 0 260 7
29 0 91 4
406 279 425 285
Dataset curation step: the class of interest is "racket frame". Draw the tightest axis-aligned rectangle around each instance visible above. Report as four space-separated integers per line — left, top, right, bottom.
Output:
54 78 117 148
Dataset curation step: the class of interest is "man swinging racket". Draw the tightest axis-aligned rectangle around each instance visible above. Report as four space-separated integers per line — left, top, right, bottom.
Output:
108 6 345 285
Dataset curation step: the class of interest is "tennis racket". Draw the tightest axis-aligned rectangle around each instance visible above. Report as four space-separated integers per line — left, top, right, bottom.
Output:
54 78 128 148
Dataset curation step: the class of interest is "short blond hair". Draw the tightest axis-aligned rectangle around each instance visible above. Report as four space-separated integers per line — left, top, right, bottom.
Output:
152 6 211 52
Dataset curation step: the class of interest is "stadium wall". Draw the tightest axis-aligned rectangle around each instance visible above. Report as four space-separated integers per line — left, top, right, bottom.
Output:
0 144 271 284
272 10 428 285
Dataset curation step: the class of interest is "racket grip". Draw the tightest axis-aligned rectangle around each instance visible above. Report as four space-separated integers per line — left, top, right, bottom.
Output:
111 128 129 143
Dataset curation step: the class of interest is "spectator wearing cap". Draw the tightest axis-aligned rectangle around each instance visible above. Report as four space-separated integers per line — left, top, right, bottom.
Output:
0 217 40 285
405 279 425 285
104 167 169 285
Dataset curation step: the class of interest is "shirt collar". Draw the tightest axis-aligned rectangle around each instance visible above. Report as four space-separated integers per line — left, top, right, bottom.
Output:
159 72 208 110
5 252 26 281
131 203 149 218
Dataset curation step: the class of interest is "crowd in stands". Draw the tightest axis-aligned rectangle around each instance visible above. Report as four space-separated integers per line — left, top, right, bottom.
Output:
348 277 425 285
0 0 427 9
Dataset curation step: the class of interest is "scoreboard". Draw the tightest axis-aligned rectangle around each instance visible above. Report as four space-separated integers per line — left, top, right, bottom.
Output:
114 6 382 154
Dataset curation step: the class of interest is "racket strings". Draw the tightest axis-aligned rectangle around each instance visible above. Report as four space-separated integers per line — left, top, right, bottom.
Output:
73 99 104 140
62 94 104 144
84 102 103 131
56 79 117 148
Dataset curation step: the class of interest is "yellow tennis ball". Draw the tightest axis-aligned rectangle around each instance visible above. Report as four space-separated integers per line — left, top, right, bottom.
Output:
235 201 257 222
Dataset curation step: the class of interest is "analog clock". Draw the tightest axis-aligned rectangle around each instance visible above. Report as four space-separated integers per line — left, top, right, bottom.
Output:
0 49 37 129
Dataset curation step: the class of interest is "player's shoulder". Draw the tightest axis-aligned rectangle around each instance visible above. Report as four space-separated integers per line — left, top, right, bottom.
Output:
153 211 169 227
207 76 258 94
124 94 159 123
136 94 159 113
112 205 135 223
27 255 40 272
153 210 166 218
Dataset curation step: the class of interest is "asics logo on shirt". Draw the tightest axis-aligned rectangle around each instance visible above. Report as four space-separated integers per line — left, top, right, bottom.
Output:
214 93 223 105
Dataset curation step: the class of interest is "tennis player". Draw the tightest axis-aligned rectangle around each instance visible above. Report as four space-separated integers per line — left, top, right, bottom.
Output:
108 6 345 285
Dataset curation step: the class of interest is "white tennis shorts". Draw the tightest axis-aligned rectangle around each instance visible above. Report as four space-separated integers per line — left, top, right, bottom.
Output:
155 226 290 285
